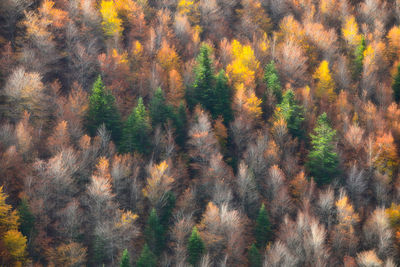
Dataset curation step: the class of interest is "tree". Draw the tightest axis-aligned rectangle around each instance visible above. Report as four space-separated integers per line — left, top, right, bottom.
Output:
353 35 366 80
120 97 152 154
85 75 122 143
254 203 272 248
264 60 282 103
275 89 304 139
248 243 262 267
120 248 130 267
17 198 34 240
213 70 233 124
137 244 157 267
149 87 172 127
187 226 205 266
393 62 400 103
306 113 340 186
144 208 165 254
313 60 336 102
100 0 123 38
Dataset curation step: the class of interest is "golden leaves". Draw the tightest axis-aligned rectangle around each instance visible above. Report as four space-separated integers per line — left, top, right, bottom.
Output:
100 0 123 37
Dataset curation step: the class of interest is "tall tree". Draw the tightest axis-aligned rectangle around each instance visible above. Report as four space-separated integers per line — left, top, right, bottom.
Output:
144 208 165 254
121 97 152 154
85 75 122 143
306 113 340 186
120 249 130 267
213 70 233 124
353 35 366 80
254 203 272 248
17 198 35 240
187 226 205 266
393 62 400 103
248 243 262 267
136 244 157 267
149 87 171 127
264 60 282 103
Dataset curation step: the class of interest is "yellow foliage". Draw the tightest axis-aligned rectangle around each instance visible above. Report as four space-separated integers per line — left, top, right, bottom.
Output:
132 41 143 56
373 132 399 177
143 161 174 205
313 60 336 102
227 40 260 90
245 92 263 120
177 0 200 24
157 40 180 72
100 0 123 37
3 230 27 261
386 203 400 228
342 16 362 47
388 26 400 57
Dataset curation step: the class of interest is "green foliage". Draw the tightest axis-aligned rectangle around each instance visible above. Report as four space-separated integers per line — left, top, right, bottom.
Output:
264 60 282 103
121 97 152 154
144 208 165 254
120 248 130 267
149 87 172 127
254 203 271 248
172 102 187 147
86 75 122 143
275 89 305 139
137 244 157 267
159 191 176 233
92 235 105 265
187 226 205 266
187 44 233 124
393 62 400 103
248 243 262 267
306 113 340 186
17 198 35 239
353 35 365 80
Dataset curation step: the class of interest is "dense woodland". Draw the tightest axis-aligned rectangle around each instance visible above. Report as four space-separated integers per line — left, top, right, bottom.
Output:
0 0 400 266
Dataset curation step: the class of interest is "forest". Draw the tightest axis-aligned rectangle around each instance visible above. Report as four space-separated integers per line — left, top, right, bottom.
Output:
0 0 400 266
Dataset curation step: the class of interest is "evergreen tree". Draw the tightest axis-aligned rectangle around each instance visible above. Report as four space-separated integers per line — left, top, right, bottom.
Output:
86 75 122 143
275 89 305 139
306 113 340 186
393 62 400 103
248 243 262 267
120 249 130 267
137 244 157 267
121 97 152 154
149 87 172 127
188 44 215 111
17 198 35 239
172 102 187 147
144 208 165 254
353 35 365 80
264 60 282 103
254 203 272 248
92 235 105 265
187 226 205 266
159 192 176 233
214 70 233 124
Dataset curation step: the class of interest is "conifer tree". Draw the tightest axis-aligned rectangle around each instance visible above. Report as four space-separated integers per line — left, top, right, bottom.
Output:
306 113 340 186
172 102 187 147
144 208 165 254
121 97 152 154
17 198 35 240
187 226 205 266
214 70 233 124
248 243 262 267
353 35 366 80
120 249 130 267
149 87 172 127
137 244 157 267
393 62 400 103
264 60 282 103
275 89 305 139
86 75 122 143
254 203 271 248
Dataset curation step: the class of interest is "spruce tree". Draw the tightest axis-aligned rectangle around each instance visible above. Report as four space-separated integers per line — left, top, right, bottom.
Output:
172 102 187 147
276 89 305 139
254 203 272 248
353 35 365 80
149 87 172 127
159 192 176 233
306 113 340 186
137 244 157 267
93 235 105 265
248 243 262 267
121 97 152 154
264 60 282 103
86 75 122 143
393 62 400 103
144 208 165 254
18 198 35 239
120 249 130 267
187 226 205 266
214 70 233 124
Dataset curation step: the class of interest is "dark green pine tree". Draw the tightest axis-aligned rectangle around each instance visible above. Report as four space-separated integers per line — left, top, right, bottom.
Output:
144 208 165 254
264 60 282 103
254 203 272 248
187 226 205 266
172 102 187 147
92 235 105 265
159 191 176 233
248 243 262 267
17 198 35 239
276 89 305 139
187 44 215 111
121 97 152 154
353 35 366 80
306 112 340 186
393 62 400 103
149 87 172 127
213 70 233 124
137 244 157 267
86 75 122 143
120 249 130 267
